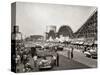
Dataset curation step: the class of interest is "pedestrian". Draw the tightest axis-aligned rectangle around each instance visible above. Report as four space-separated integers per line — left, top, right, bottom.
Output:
31 47 36 58
67 49 70 59
71 47 74 59
53 55 56 66
56 53 59 67
33 55 37 68
22 54 29 67
83 46 87 53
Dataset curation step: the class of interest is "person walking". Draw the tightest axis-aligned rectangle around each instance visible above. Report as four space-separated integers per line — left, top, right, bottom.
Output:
33 55 38 71
71 46 74 59
56 53 59 67
31 47 36 58
67 49 70 59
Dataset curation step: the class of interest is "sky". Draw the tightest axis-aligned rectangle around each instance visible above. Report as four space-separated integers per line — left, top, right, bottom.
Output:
16 2 96 38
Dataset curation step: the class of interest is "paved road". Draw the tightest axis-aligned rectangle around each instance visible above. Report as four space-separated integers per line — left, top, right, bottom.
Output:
73 49 97 68
58 48 97 68
52 54 90 71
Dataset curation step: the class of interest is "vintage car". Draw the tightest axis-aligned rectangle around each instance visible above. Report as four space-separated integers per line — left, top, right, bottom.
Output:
36 55 56 70
35 45 42 49
56 45 64 51
36 48 57 70
51 44 64 51
84 48 97 59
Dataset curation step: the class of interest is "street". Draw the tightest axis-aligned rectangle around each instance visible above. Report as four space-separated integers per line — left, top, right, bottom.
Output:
52 54 90 71
17 50 90 73
58 48 97 68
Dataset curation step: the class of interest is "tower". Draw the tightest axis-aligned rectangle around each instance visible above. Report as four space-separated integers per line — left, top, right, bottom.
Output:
46 25 56 40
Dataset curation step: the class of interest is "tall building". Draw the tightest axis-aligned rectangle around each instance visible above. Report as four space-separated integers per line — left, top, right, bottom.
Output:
46 25 56 40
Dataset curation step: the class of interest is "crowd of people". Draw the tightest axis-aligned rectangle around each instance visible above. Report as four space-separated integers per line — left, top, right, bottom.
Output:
15 42 38 72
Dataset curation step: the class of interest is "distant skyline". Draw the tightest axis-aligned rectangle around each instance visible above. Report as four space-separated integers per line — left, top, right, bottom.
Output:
16 2 97 38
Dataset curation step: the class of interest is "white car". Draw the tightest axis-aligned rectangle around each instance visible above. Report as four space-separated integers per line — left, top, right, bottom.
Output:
84 49 97 59
36 55 57 70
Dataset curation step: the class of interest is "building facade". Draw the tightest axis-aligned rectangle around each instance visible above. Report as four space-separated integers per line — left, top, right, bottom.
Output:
46 25 57 40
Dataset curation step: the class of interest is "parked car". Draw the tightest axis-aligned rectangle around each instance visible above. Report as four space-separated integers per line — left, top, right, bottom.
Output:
53 45 63 51
35 45 42 50
84 48 97 59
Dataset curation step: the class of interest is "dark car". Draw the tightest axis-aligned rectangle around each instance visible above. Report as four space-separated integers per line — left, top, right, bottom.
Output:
56 45 63 51
35 45 42 48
